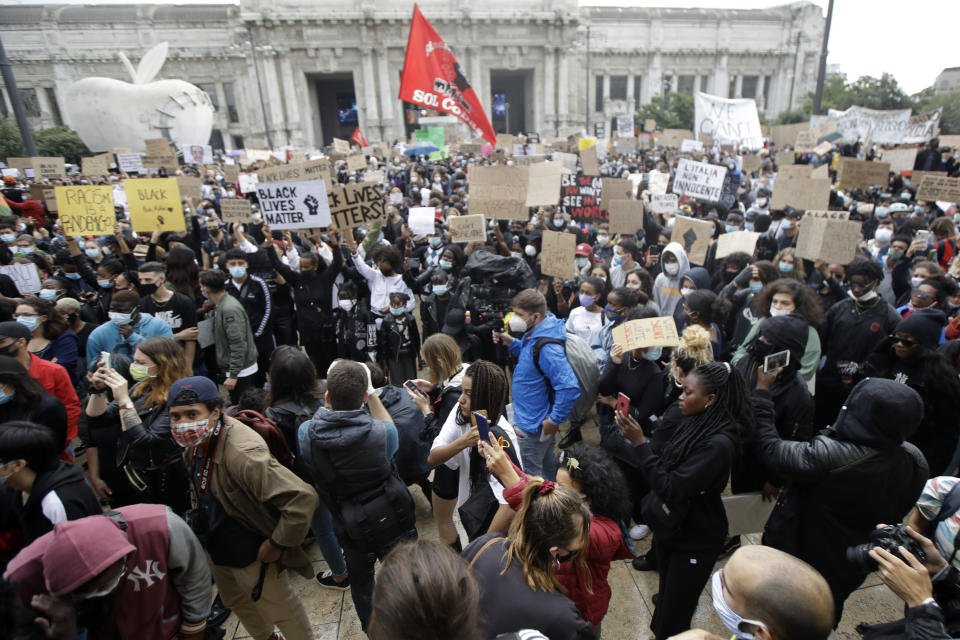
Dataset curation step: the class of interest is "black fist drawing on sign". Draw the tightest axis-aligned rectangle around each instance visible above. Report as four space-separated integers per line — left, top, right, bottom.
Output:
304 194 319 216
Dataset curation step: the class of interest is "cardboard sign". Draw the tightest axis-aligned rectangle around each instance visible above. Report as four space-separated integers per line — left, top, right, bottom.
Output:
770 178 831 212
31 186 57 212
540 229 576 279
220 197 253 223
467 166 529 219
801 210 850 220
769 123 808 148
256 180 330 230
651 194 679 214
6 157 32 170
777 164 812 181
141 153 177 169
939 135 960 149
559 174 603 223
448 214 486 243
607 200 644 235
327 182 386 231
363 170 385 184
31 157 65 180
257 159 332 188
145 138 171 155
813 141 834 156
602 177 633 202
55 185 115 235
81 154 112 177
614 137 637 155
716 230 760 259
648 173 669 196
672 159 726 202
175 176 203 201
794 131 816 152
346 154 367 172
659 129 693 147
795 216 861 265
670 215 714 265
330 138 350 154
580 144 600 175
223 164 240 183
837 158 890 190
496 133 515 152
0 263 41 294
124 178 184 231
917 175 960 203
116 153 144 174
882 148 918 174
553 152 578 172
611 316 680 350
525 162 565 207
644 119 657 132
719 173 739 209
811 164 829 180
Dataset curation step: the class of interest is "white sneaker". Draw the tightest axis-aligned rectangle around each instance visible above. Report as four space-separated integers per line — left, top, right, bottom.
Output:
630 524 650 540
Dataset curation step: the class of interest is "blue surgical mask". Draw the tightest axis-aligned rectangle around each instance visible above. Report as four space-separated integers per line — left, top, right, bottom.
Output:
433 285 448 296
229 266 247 279
749 281 763 293
613 254 624 266
643 346 663 361
429 237 442 248
0 388 12 405
85 248 101 260
744 222 755 232
576 257 589 268
553 219 564 228
64 272 82 281
439 259 453 271
17 246 33 255
778 261 794 273
15 315 38 331
725 224 740 233
389 307 404 316
603 305 620 320
0 233 14 244
98 279 114 289
38 289 58 301
109 311 132 325
781 220 793 230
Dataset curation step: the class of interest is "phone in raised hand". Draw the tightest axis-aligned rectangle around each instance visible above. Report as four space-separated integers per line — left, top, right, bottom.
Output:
763 349 790 373
472 410 490 445
617 392 631 416
403 380 428 399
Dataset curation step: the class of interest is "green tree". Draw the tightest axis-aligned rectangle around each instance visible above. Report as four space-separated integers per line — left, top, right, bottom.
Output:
636 93 694 130
804 73 912 114
34 126 89 165
776 109 808 124
0 118 25 161
913 89 960 135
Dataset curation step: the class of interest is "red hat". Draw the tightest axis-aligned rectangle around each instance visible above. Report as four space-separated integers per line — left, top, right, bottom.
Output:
2 175 16 185
42 515 135 596
575 243 593 257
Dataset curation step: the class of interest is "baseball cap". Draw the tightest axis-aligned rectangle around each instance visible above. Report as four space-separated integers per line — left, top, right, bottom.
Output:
167 376 221 407
575 243 593 257
890 202 911 213
0 321 32 341
42 516 135 596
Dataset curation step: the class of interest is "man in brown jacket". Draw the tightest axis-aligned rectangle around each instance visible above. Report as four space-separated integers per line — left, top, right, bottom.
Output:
167 376 318 640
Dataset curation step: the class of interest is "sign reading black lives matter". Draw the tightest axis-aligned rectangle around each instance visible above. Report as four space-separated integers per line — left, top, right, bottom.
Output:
671 158 726 202
558 174 604 223
256 180 331 230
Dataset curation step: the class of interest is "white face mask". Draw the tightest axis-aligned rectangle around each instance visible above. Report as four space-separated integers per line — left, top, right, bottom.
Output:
769 307 790 317
663 262 680 277
711 571 767 640
911 276 924 288
339 299 355 312
874 228 893 243
680 287 694 297
508 314 528 333
524 245 537 257
849 288 879 303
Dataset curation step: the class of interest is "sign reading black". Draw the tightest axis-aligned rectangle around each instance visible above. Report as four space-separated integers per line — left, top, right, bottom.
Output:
559 174 605 222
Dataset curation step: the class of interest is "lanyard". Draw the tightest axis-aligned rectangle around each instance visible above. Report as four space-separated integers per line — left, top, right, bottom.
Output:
194 420 223 496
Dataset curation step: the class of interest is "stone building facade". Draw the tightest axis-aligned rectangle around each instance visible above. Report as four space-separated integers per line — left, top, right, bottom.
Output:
0 0 825 150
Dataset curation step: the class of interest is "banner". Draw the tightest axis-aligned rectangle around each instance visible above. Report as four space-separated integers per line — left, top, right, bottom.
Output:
351 127 369 148
55 185 115 235
903 107 943 144
398 5 496 145
694 92 763 150
672 158 726 201
821 106 912 145
256 180 331 230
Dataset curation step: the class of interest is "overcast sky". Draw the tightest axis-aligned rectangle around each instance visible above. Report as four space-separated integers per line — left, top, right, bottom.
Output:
4 0 955 94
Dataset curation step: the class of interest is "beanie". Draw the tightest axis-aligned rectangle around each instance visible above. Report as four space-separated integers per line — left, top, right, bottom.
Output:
896 308 946 350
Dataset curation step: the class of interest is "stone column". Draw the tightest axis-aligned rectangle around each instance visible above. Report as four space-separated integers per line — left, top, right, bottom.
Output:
734 74 743 99
278 53 302 146
260 48 285 146
544 47 556 130
670 73 678 94
376 46 396 142
626 74 635 111
470 46 486 128
557 50 568 130
361 47 379 134
756 74 766 110
714 53 729 99
646 52 662 104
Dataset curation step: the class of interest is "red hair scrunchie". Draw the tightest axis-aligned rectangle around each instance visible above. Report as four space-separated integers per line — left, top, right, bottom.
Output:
538 480 557 496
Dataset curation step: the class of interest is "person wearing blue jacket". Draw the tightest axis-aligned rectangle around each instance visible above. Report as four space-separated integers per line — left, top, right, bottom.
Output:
493 289 579 480
85 290 174 362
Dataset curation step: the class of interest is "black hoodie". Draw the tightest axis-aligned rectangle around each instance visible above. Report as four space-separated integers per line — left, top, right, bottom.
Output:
22 460 101 543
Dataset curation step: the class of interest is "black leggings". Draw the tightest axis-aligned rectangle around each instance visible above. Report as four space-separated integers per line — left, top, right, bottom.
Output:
651 542 720 640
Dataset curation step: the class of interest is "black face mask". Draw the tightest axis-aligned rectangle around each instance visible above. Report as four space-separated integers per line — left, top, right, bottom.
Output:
0 341 20 359
139 282 158 297
555 552 577 564
748 340 776 359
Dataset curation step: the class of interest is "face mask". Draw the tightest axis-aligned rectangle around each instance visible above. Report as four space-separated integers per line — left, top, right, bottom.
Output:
128 363 156 382
228 266 246 279
749 280 763 293
643 346 663 361
98 279 114 289
596 235 610 246
579 294 595 308
663 262 679 277
604 306 620 320
711 571 767 640
0 387 13 405
338 299 355 312
781 220 793 230
769 307 790 317
439 259 453 271
887 249 903 261
876 207 890 219
680 287 694 297
666 218 676 231
613 254 625 266
171 417 213 448
756 198 768 208
525 245 537 257
85 248 101 260
15 315 38 331
915 206 925 214
64 272 82 280
429 237 442 248
778 261 794 273
432 285 449 296
0 342 19 359
139 282 159 297
912 276 924 288
576 257 589 269
744 222 755 232
874 228 893 243
508 315 528 333
0 233 14 244
725 224 740 233
389 306 404 316
109 311 132 326
849 288 879 303
553 219 564 228
17 246 34 255
530 215 539 227
39 288 58 301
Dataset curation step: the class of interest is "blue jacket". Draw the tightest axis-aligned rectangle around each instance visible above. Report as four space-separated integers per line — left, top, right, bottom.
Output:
509 314 579 434
86 313 174 362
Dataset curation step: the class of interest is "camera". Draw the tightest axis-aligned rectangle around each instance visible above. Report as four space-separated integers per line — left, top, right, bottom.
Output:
184 502 211 546
845 524 926 572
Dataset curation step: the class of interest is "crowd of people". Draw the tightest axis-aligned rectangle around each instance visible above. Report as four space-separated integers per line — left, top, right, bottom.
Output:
0 132 960 640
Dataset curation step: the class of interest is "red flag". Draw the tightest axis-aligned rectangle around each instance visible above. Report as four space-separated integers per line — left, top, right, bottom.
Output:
398 4 496 146
351 127 369 148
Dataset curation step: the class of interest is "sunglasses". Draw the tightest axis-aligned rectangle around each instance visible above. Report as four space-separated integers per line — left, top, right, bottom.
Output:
889 335 919 347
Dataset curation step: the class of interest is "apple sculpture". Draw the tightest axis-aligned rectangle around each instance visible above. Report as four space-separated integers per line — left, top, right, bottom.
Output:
64 42 214 153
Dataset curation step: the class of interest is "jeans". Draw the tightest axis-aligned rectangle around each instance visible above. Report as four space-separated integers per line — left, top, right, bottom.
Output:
342 529 417 631
310 502 347 576
517 431 558 481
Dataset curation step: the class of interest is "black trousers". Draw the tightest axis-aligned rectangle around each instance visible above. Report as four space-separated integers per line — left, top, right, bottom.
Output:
651 542 720 640
342 528 418 632
228 374 255 406
253 333 276 386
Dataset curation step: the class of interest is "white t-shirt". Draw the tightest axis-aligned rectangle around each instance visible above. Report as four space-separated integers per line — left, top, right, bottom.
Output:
565 306 605 343
431 411 521 509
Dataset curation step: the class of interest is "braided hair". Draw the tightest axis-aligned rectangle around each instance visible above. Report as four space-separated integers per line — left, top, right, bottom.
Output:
661 361 753 470
464 361 508 492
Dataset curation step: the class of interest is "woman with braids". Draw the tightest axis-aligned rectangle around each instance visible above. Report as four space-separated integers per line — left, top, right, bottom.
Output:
614 361 753 640
414 360 521 545
460 458 594 640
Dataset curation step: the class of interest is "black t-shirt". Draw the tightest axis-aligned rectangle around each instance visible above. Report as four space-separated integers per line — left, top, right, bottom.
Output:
140 291 198 333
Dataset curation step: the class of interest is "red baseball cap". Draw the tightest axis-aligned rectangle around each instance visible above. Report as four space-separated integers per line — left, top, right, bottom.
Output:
575 243 593 257
43 516 135 596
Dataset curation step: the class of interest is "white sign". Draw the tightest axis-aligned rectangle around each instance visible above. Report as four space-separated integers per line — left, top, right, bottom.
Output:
0 263 41 294
181 144 213 165
408 207 436 237
647 172 669 195
694 91 764 150
680 139 704 153
651 194 679 214
616 114 634 136
196 318 215 349
818 106 913 145
1 169 18 179
116 153 144 174
238 173 259 194
553 152 578 172
255 180 331 230
672 158 727 201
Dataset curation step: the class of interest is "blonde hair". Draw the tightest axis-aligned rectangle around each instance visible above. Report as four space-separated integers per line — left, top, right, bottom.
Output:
130 337 192 409
669 324 714 382
420 333 463 385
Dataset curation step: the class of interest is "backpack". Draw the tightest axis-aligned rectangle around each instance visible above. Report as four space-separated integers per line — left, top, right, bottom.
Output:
532 333 599 424
232 410 296 470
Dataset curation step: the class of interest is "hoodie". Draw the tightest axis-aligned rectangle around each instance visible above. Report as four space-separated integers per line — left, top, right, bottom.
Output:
376 385 429 483
21 460 101 543
653 242 690 316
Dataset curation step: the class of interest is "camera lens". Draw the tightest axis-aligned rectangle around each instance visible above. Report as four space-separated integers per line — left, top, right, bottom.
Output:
845 543 878 572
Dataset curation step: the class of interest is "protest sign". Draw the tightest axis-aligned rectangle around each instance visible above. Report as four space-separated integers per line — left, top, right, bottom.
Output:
607 200 644 235
81 154 111 177
28 186 57 212
670 215 714 265
6 158 32 171
801 210 850 220
659 129 692 147
55 185 115 236
616 114 634 136
540 229 576 278
910 171 942 188
525 162 565 207
716 230 760 259
408 206 437 237
644 119 657 132
553 152 578 172
837 158 891 190
611 316 680 350
363 170 385 184
175 176 203 201
327 182 386 231
1 169 18 179
116 153 143 174
719 173 739 209
256 180 330 230
769 123 807 148
238 173 259 194
811 164 829 180
694 92 764 149
795 216 861 265
223 164 240 183
904 108 943 144
680 139 704 153
637 133 653 150
917 175 960 203
672 159 726 202
124 178 184 231
467 166 529 219
770 178 830 212
651 193 679 214
648 173 669 196
346 154 367 172
795 131 816 152
614 137 637 155
141 153 177 169
882 148 919 175
559 174 603 223
813 141 834 156
219 198 253 223
448 214 486 242
939 135 960 149
495 133 515 152
257 159 332 187
31 157 65 180
332 138 351 154
823 106 912 144
0 263 41 294
602 178 633 202
777 164 812 181
580 144 599 175
741 155 763 174
145 138 171 154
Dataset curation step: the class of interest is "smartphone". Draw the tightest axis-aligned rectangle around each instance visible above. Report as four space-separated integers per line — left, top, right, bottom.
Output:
403 380 427 399
340 243 350 255
617 392 631 416
99 351 111 368
763 349 791 373
405 257 420 269
916 230 933 247
472 410 490 445
648 245 662 258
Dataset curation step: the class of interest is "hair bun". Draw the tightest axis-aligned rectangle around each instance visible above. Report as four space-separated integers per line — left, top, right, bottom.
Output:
679 325 711 351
